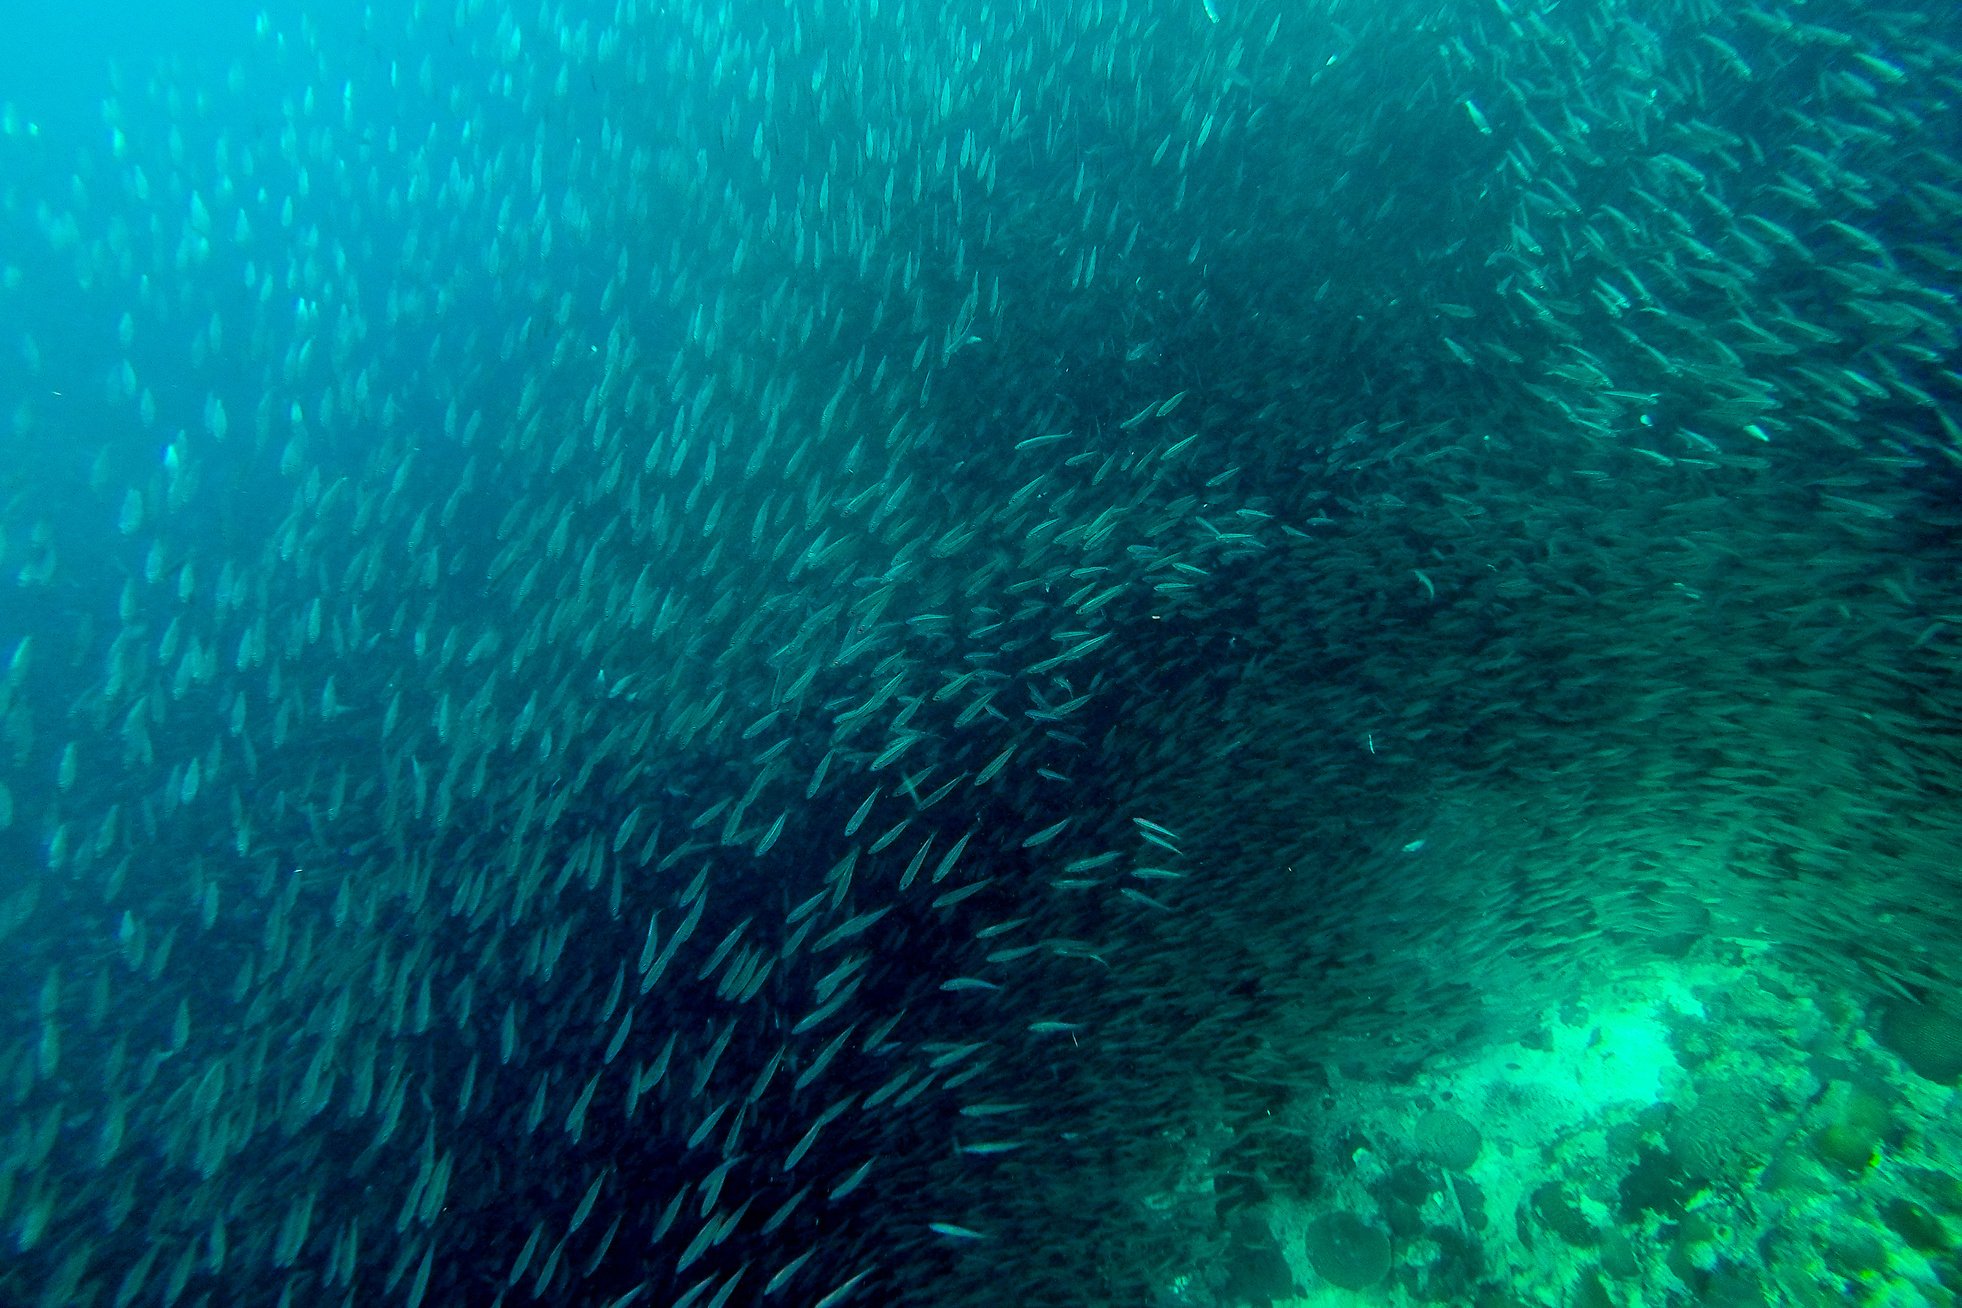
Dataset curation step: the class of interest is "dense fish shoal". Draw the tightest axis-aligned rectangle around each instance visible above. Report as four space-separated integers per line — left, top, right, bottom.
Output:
0 0 1957 1304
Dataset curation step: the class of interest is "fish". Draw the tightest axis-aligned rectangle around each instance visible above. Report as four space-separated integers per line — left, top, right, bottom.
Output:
928 1222 989 1241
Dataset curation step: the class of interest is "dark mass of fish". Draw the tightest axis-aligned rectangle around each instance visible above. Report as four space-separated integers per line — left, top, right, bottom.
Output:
0 0 1957 1303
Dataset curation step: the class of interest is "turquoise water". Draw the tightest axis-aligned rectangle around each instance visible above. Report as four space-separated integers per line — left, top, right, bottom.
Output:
0 0 1958 1304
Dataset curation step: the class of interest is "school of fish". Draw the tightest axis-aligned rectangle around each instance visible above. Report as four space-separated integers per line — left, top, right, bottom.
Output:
0 0 1957 1303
